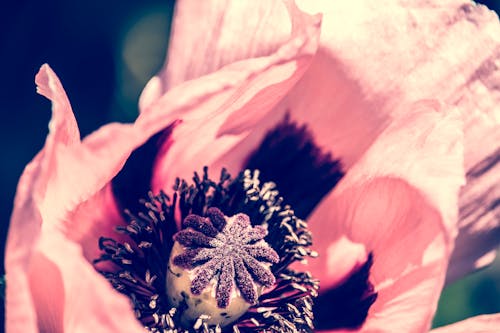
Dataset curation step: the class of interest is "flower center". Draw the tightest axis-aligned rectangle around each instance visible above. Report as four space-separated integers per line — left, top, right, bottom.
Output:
95 168 318 332
167 209 279 327
174 210 279 305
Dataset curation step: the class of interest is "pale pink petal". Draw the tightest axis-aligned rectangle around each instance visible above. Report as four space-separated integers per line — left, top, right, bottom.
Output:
5 64 83 332
139 3 322 195
49 121 156 261
312 179 451 333
35 64 80 147
157 0 500 280
431 314 500 333
308 102 464 332
30 230 144 332
314 236 368 288
6 65 145 332
446 144 500 283
139 0 291 110
66 184 126 262
6 155 44 332
294 0 500 281
142 0 390 180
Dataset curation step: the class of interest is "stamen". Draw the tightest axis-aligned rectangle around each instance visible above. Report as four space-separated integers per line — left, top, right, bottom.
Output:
96 168 321 332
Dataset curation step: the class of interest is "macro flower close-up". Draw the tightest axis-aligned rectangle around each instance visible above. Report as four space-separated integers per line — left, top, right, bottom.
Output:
2 0 500 332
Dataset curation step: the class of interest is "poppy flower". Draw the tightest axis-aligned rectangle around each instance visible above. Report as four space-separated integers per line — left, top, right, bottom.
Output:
5 1 499 333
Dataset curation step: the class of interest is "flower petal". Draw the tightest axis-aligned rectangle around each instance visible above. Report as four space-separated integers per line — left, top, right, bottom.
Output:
140 2 322 195
152 2 499 275
312 178 452 333
6 65 145 332
139 0 291 110
308 101 464 331
431 314 500 333
5 155 44 332
294 0 500 281
30 230 145 332
447 145 500 283
35 63 80 147
5 63 82 332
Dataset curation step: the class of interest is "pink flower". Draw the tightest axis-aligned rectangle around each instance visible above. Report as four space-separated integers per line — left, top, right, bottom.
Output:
5 1 499 333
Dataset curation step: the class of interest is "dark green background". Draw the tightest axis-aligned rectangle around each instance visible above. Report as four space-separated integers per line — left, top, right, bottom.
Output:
0 0 498 329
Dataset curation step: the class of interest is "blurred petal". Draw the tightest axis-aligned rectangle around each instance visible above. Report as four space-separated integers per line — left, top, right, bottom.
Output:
309 101 464 331
139 0 291 109
5 155 43 332
447 146 500 283
431 314 500 333
141 2 322 194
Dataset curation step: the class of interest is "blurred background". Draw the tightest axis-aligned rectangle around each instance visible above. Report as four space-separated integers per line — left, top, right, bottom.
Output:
0 0 498 329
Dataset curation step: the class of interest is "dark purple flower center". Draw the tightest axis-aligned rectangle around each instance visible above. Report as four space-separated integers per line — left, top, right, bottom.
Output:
96 169 319 332
98 113 378 332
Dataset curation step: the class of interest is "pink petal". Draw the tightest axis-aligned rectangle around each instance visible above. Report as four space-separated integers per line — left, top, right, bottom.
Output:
66 184 126 262
430 314 500 333
312 179 452 333
6 65 145 332
139 0 292 110
7 28 316 328
312 236 368 288
295 0 500 281
143 0 391 178
6 155 44 332
308 101 464 332
5 63 83 331
157 0 500 281
35 63 80 147
140 2 322 195
447 143 500 283
30 230 144 332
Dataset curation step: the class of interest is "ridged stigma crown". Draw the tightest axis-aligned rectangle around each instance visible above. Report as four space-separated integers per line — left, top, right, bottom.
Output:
167 208 279 327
